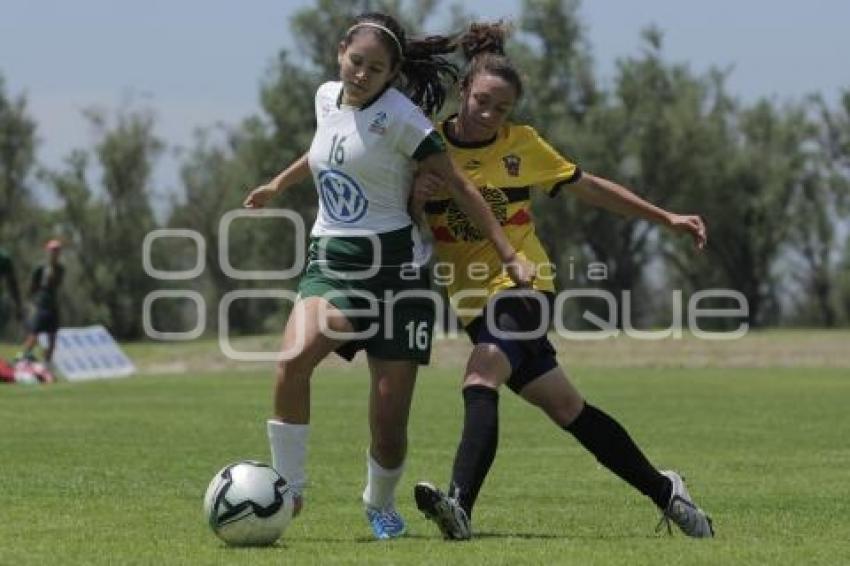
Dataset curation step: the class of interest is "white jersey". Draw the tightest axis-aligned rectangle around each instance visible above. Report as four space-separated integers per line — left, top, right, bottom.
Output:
308 81 434 237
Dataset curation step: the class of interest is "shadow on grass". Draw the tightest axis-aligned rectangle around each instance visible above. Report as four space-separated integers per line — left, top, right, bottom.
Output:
472 531 566 540
354 533 431 543
474 531 658 541
282 533 432 544
293 532 656 543
215 531 655 546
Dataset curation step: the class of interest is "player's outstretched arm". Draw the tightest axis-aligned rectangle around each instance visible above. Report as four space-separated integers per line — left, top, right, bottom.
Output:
417 152 534 286
243 153 311 209
569 173 707 250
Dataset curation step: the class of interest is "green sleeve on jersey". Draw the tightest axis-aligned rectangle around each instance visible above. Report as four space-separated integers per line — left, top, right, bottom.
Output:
412 130 446 161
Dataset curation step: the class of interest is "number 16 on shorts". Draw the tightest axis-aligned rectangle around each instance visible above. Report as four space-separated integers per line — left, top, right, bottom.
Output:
405 320 430 351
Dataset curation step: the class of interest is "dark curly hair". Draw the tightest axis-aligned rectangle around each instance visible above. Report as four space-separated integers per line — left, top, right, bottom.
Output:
457 21 523 99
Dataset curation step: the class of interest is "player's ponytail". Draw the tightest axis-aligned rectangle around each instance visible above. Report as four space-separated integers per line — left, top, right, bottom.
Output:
344 13 458 115
457 21 523 99
399 35 458 117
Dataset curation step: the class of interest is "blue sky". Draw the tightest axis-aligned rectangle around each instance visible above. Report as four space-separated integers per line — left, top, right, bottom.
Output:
2 0 848 200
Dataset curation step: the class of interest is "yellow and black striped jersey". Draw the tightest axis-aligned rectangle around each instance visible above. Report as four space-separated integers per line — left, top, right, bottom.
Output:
424 118 581 324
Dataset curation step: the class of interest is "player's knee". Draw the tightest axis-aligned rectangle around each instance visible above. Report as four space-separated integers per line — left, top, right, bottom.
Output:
464 344 509 389
463 374 502 391
521 377 585 426
540 392 584 427
554 398 584 426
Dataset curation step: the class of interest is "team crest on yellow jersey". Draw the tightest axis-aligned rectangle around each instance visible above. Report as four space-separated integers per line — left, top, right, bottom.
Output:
502 154 521 177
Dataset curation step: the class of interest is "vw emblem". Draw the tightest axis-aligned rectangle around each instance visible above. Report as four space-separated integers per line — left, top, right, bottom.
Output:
318 169 369 223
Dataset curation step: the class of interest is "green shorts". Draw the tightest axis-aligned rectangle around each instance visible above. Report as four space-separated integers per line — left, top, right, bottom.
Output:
297 226 436 364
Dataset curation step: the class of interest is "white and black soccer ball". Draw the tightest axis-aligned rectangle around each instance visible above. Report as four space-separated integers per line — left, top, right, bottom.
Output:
203 461 295 546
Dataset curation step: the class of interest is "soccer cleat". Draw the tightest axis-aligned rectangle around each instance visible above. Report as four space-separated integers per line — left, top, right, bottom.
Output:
365 506 407 540
656 470 714 538
414 482 471 540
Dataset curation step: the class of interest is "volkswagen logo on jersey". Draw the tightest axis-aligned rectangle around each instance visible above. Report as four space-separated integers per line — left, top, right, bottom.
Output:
318 169 369 222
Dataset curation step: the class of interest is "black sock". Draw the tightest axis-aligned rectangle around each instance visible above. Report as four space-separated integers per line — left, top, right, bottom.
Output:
564 403 672 510
448 385 499 518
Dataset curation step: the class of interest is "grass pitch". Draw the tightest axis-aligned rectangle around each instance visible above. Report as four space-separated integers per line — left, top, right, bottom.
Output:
1 352 849 564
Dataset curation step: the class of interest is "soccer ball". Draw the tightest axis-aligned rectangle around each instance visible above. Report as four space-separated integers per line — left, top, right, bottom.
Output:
203 461 295 546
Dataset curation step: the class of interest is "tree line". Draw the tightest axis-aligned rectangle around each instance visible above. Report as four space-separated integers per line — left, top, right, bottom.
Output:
2 0 848 341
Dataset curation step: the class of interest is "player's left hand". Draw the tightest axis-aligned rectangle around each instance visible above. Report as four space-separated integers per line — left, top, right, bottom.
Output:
409 172 442 217
669 214 707 250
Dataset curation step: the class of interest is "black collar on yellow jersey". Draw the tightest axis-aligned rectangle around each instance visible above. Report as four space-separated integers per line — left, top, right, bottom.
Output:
442 114 498 149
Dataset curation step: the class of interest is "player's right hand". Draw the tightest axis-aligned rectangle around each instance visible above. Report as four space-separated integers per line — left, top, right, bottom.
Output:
505 254 536 288
243 184 277 209
668 213 707 250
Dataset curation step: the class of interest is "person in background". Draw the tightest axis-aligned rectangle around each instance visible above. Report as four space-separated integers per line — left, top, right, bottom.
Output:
20 239 65 364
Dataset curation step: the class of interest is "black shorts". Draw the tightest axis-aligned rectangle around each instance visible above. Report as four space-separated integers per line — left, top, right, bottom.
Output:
28 307 59 334
464 290 558 394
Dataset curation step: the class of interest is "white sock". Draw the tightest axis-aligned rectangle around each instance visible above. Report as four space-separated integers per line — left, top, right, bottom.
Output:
267 419 309 493
362 451 404 510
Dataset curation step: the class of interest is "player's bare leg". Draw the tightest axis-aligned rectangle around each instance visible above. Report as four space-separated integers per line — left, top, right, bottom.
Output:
362 358 417 539
267 297 353 517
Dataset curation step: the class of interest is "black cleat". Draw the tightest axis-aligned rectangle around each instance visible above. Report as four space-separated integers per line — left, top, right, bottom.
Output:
414 482 471 540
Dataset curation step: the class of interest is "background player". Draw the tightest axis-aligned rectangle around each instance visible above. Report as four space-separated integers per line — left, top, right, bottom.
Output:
20 239 64 364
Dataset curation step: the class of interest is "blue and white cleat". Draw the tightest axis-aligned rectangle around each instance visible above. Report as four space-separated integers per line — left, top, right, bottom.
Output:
365 506 407 540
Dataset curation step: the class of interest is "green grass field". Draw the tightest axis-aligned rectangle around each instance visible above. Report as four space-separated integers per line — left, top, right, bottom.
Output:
2 340 850 564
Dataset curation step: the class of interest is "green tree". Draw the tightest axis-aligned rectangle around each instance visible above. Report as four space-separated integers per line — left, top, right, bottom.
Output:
669 99 810 327
44 108 162 339
783 96 849 326
532 27 719 326
839 235 850 323
518 0 597 126
167 50 320 334
0 75 51 338
0 75 38 241
793 90 850 325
